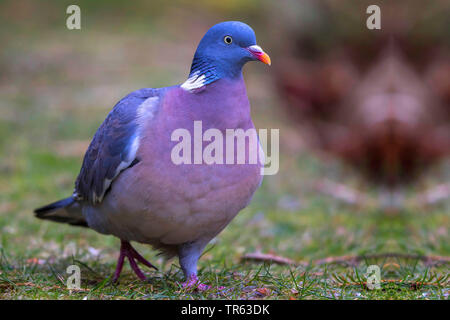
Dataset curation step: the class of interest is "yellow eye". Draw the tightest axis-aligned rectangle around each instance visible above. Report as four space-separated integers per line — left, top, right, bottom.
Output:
223 35 233 44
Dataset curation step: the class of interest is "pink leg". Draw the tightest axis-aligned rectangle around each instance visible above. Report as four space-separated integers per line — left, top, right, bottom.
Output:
128 244 158 270
112 251 125 282
127 254 147 280
112 240 158 282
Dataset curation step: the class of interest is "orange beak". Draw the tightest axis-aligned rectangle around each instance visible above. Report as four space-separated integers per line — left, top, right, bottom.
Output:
246 45 271 66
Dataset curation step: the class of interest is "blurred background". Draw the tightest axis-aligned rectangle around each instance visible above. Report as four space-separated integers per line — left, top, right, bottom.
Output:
0 0 448 299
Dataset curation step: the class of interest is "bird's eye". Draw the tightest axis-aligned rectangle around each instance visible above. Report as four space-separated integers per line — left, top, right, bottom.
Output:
223 35 233 44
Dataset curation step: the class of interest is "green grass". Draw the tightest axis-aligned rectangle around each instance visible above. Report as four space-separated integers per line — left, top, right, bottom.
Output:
1 193 448 299
0 4 449 299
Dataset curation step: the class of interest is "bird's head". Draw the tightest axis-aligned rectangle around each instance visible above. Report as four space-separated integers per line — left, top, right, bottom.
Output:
183 21 270 90
196 21 271 68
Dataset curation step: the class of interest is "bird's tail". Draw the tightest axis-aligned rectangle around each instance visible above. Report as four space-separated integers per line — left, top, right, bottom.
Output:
34 197 88 227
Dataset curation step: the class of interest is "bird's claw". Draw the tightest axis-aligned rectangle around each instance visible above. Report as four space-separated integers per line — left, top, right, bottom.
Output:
181 274 226 292
112 240 157 282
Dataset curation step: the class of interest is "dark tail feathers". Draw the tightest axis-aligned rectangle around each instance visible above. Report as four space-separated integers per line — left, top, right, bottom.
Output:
34 197 88 227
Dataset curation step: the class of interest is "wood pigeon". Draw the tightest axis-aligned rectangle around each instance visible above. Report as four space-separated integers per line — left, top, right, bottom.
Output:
34 21 271 290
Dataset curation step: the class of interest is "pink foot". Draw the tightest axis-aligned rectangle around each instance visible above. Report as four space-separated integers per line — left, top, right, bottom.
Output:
112 240 158 282
181 274 225 292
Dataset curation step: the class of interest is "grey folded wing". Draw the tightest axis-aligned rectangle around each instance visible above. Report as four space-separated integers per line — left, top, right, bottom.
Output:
74 88 161 205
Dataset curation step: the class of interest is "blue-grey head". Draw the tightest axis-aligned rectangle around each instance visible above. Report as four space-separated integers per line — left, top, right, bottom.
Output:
182 21 271 91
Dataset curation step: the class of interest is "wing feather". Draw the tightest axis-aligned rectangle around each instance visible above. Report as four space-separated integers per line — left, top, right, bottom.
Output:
74 88 160 204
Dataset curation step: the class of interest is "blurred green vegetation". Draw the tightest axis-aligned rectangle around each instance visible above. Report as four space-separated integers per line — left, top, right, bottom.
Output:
0 0 448 299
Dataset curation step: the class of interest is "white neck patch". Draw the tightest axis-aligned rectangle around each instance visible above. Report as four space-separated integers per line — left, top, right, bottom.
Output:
181 72 206 92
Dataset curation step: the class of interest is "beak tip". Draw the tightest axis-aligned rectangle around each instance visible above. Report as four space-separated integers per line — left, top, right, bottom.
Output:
246 45 271 66
259 52 271 66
